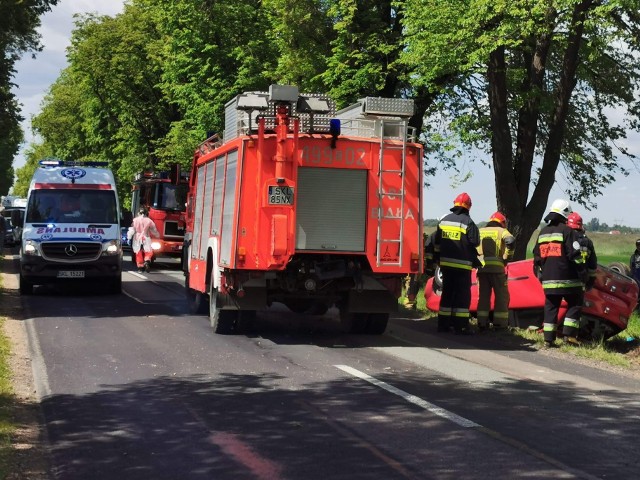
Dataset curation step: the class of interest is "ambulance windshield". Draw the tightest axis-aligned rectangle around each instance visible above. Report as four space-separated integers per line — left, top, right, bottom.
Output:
26 190 118 224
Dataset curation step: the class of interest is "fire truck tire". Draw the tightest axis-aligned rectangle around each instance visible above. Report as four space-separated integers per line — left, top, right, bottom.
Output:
366 313 389 334
19 275 33 295
209 287 237 334
185 273 209 315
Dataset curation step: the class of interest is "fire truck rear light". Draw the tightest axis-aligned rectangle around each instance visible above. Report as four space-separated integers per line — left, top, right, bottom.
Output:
410 252 419 271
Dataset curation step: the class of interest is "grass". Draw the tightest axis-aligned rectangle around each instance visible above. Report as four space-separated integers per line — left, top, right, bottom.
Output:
0 258 16 478
400 231 640 370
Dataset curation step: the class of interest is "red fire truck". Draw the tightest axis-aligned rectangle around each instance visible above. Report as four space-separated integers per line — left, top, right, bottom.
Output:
131 169 189 261
183 85 423 334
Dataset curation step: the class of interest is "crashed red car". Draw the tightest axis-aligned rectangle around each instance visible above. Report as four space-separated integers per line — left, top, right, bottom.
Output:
424 259 638 340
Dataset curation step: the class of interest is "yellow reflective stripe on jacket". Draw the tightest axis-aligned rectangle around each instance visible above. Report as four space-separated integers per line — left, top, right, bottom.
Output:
542 280 583 289
538 233 563 243
440 257 473 270
482 257 504 267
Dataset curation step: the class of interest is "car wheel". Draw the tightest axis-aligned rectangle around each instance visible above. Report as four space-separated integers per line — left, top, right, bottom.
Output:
608 262 630 277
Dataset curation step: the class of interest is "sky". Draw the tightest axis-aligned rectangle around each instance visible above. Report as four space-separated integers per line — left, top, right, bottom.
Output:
10 0 640 228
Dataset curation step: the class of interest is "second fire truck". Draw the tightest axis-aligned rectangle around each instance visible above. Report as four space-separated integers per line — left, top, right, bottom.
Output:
131 169 189 261
183 85 424 334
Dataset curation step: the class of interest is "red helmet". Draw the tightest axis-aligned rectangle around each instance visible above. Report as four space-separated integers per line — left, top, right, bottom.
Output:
567 212 583 230
453 192 472 210
489 211 507 227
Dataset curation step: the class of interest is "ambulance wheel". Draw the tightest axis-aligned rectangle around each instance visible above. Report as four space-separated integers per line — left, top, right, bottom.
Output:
366 313 389 334
209 287 236 334
185 272 208 315
109 276 122 294
19 275 33 295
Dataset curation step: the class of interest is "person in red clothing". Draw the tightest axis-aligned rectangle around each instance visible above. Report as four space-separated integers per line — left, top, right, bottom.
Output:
128 207 159 273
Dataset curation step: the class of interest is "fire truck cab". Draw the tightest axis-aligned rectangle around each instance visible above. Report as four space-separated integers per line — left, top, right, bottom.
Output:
184 85 423 334
130 169 188 261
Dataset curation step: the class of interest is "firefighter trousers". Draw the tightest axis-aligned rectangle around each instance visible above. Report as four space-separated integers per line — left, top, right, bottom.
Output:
438 267 472 333
543 292 583 342
476 272 510 328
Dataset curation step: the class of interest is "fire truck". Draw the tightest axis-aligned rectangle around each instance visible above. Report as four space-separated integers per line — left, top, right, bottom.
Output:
130 169 189 261
183 85 423 334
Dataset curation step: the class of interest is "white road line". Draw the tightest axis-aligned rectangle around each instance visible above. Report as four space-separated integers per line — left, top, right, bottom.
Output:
335 364 480 428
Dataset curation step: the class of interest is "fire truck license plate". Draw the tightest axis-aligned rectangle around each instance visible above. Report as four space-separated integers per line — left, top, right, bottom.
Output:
57 271 85 278
268 186 294 205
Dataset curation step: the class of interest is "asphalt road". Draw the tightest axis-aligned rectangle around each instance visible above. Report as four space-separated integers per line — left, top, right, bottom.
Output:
10 253 640 479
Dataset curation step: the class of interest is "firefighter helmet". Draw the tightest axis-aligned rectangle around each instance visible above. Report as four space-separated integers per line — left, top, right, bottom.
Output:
489 211 507 227
453 192 472 210
567 212 583 230
549 198 572 218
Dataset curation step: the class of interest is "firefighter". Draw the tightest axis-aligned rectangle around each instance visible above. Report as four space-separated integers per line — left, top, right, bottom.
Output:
433 193 480 334
128 207 160 273
533 199 588 347
476 212 515 330
567 212 597 291
629 239 640 288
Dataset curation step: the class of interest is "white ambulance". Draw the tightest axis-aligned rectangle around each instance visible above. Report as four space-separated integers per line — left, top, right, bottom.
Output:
16 160 123 294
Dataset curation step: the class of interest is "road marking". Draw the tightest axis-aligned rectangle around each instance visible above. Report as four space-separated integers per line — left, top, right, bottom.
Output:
210 432 284 480
334 364 479 428
335 365 601 479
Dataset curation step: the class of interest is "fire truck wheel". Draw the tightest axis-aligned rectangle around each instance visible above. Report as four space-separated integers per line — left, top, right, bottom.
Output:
366 313 389 335
185 273 209 315
209 287 237 334
19 275 33 295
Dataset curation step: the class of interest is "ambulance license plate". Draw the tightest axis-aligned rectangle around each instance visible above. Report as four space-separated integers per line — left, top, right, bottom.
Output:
57 270 85 278
268 186 294 205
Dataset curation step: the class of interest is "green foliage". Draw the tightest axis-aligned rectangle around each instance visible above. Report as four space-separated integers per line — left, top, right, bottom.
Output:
0 0 58 195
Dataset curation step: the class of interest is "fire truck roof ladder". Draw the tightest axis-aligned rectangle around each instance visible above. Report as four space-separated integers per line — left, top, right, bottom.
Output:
376 117 411 268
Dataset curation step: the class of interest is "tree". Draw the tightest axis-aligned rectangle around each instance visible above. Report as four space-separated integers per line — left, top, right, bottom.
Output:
401 0 640 259
0 0 58 194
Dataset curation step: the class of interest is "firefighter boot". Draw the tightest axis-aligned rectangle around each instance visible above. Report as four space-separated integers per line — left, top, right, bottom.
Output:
563 336 582 346
144 260 151 273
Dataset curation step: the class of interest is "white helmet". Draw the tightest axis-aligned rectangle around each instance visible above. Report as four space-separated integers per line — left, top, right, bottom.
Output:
549 198 572 218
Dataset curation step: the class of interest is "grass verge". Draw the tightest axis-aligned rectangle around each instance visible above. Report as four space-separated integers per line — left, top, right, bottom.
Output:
0 316 14 479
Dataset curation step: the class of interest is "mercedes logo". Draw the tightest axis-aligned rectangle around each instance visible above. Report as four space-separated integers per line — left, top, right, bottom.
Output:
65 244 78 257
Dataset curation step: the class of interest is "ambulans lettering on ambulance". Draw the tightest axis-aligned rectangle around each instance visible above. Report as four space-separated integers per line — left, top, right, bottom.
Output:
16 160 123 295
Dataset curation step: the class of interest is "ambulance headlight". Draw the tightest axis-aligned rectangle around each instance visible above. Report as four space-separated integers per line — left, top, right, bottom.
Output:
151 241 162 251
23 240 40 256
102 240 121 255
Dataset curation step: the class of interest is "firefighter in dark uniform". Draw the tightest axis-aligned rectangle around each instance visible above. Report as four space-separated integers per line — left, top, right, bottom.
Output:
433 193 480 334
567 212 597 290
533 199 588 347
476 212 515 330
629 239 640 288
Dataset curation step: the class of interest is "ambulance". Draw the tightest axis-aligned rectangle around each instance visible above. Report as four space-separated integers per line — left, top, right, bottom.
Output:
16 160 123 294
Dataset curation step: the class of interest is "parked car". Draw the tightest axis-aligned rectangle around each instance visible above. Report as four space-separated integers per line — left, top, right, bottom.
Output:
1 216 15 247
424 259 638 340
120 227 131 250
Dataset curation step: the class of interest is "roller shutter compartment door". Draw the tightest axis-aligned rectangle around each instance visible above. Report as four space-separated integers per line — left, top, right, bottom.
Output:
296 168 366 251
